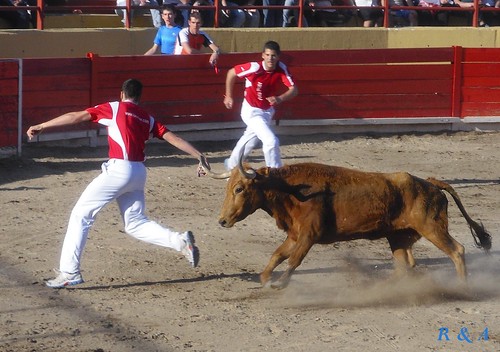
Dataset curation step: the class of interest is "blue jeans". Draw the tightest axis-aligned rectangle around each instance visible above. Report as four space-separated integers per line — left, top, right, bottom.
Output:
263 0 284 27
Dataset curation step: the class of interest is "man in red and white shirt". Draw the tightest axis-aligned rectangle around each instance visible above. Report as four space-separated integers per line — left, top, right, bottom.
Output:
223 41 298 170
27 79 206 288
174 12 220 66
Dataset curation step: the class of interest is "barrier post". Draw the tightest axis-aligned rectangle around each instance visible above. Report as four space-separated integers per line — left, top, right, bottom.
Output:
451 46 463 118
125 0 132 28
383 0 389 28
472 0 479 27
298 0 304 27
36 0 43 30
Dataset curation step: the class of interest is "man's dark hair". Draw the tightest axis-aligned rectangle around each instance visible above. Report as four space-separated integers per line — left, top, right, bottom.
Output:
189 11 203 24
263 41 281 55
122 79 143 102
162 4 176 13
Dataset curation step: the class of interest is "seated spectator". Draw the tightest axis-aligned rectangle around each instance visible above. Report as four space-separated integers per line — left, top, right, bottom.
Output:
482 0 500 26
431 0 491 26
216 0 260 27
307 0 354 26
355 0 383 26
0 0 34 28
175 12 220 65
219 0 246 27
283 0 308 27
144 4 182 55
417 0 448 26
239 0 261 27
116 0 162 28
245 0 260 28
190 0 215 27
454 0 489 26
388 0 418 26
263 0 284 26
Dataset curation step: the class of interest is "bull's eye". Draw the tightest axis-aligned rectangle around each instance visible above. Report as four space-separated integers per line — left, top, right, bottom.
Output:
235 186 244 194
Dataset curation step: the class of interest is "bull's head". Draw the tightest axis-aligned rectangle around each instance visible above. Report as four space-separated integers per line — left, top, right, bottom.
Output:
201 150 266 228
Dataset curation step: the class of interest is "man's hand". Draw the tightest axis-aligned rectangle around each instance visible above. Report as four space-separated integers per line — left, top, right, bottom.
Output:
266 96 282 106
224 95 233 109
26 124 44 140
197 154 210 177
209 51 219 66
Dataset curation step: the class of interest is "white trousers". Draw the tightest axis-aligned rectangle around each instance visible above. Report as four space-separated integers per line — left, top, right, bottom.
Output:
59 159 184 274
225 100 282 170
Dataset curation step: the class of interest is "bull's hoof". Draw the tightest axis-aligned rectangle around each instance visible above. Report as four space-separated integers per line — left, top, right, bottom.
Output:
270 280 289 290
259 273 271 287
261 279 286 290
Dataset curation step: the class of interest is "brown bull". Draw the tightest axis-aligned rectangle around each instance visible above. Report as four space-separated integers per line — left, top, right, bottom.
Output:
203 160 492 289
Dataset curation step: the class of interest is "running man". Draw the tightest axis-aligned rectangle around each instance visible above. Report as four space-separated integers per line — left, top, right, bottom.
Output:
223 40 298 170
27 78 206 288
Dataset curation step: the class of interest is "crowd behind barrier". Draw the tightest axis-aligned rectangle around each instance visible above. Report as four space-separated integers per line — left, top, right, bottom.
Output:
1 0 500 29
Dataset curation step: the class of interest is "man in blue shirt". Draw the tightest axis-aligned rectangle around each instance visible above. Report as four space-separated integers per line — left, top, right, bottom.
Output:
144 4 182 55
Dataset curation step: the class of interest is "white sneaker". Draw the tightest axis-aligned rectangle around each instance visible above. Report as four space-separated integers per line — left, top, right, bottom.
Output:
46 270 84 288
180 231 199 268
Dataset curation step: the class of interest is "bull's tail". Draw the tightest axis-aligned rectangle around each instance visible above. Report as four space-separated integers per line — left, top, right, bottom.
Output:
427 177 492 252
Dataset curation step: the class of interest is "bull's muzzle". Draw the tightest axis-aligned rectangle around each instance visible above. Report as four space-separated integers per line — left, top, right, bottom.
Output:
218 218 232 228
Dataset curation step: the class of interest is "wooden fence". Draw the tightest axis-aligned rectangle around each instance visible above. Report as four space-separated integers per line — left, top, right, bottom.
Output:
1 47 500 154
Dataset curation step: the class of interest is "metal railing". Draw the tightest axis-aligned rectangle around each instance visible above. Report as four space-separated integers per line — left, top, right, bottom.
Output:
0 0 498 29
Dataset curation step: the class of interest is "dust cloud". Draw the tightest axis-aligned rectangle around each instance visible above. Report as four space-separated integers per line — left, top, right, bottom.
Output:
282 251 500 309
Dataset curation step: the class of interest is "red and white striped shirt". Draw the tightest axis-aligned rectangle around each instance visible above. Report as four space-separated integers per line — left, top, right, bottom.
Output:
174 28 214 55
234 61 295 110
86 101 169 162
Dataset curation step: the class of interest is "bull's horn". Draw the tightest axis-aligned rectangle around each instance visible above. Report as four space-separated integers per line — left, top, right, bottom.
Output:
238 143 256 179
200 157 231 179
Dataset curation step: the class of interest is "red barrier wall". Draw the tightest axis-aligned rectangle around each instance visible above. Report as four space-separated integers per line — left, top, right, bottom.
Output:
1 47 499 151
461 48 500 117
0 60 20 151
277 47 456 120
75 47 461 126
23 57 91 125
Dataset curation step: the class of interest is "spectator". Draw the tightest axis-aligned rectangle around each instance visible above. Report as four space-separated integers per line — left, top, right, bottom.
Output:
116 0 162 28
174 0 190 27
189 0 215 27
0 0 33 28
482 0 500 26
387 0 418 26
425 0 490 26
355 0 383 26
454 0 489 26
283 0 308 26
219 0 246 27
263 0 284 26
417 0 449 26
242 0 261 26
144 4 182 55
175 12 220 65
229 0 261 26
307 0 354 26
